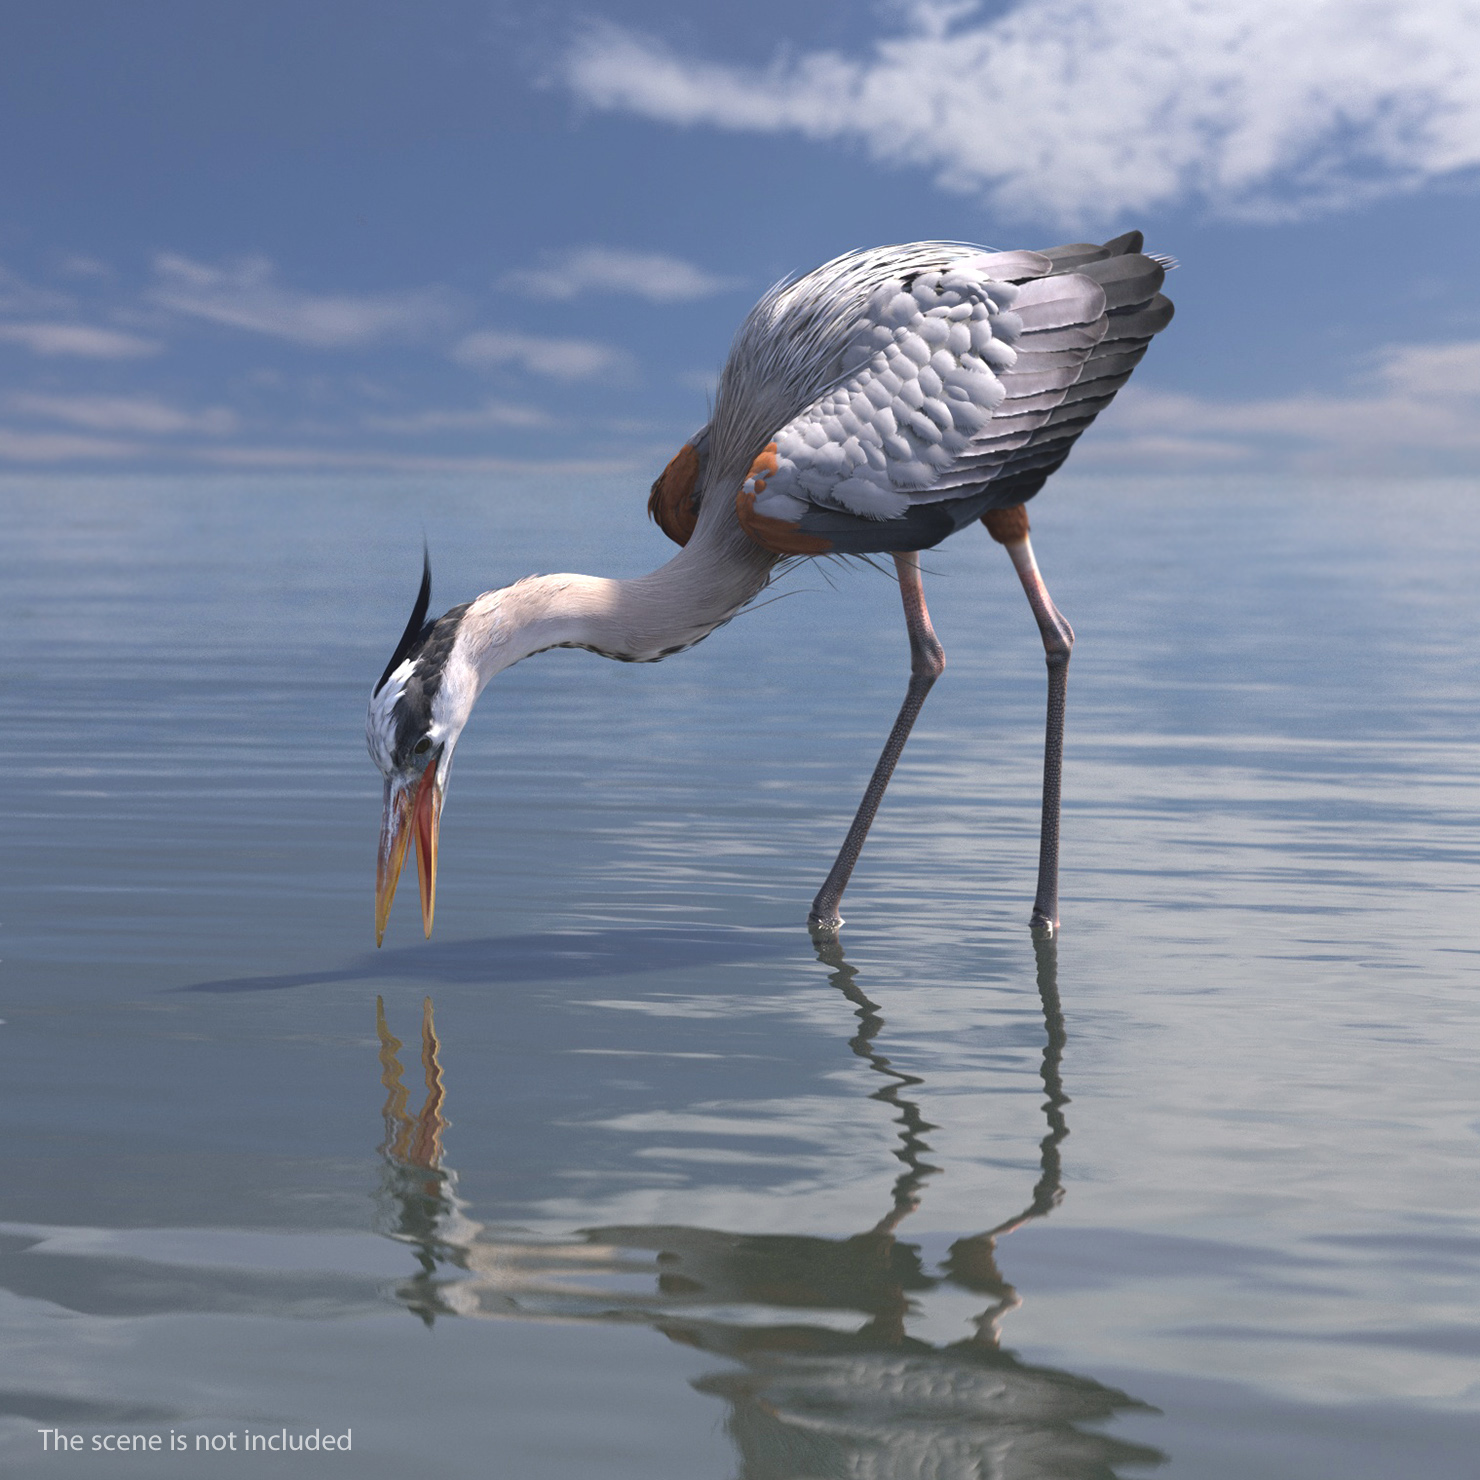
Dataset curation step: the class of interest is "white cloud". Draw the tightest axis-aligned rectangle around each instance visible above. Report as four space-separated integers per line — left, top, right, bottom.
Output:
191 444 638 475
1090 338 1480 470
10 393 237 436
0 427 635 474
367 400 554 433
149 254 453 348
501 247 741 302
452 328 624 379
0 429 141 462
563 0 1480 224
0 322 163 359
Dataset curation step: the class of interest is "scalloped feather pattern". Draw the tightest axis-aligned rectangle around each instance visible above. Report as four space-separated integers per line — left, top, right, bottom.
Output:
741 260 1109 527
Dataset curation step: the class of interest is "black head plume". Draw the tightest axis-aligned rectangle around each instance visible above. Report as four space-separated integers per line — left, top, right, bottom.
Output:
375 546 432 697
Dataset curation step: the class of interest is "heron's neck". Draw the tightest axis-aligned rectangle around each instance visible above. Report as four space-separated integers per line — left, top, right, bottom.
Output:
459 522 776 687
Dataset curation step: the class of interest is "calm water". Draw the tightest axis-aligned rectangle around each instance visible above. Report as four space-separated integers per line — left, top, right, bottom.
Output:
1 474 1477 1478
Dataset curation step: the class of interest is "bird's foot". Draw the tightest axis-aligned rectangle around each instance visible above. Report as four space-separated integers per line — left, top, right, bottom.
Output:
1029 910 1058 941
807 909 843 936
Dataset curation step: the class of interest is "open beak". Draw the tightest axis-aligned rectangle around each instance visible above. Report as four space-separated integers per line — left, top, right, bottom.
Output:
375 765 442 945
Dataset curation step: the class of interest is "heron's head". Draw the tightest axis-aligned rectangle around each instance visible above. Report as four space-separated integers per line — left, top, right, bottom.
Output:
366 553 475 945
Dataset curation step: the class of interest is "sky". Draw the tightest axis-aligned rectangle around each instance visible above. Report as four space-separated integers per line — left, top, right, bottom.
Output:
3 0 1480 479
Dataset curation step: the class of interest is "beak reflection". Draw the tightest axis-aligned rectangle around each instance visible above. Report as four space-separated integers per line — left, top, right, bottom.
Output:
375 765 442 945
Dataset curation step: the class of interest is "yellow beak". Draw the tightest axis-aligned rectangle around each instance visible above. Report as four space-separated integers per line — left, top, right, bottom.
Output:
375 765 442 945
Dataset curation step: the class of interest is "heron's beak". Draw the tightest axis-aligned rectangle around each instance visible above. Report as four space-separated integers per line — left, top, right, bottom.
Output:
412 764 442 940
375 766 442 945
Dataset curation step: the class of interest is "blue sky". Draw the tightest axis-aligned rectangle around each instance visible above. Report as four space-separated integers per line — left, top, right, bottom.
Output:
3 0 1479 478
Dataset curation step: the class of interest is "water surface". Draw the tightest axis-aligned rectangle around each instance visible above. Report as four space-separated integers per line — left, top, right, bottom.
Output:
1 474 1477 1477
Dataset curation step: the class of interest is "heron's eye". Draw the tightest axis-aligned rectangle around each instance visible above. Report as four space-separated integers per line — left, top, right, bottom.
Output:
412 737 432 756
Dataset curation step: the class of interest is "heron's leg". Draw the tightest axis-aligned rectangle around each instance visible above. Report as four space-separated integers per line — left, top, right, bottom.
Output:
809 551 945 932
984 507 1075 936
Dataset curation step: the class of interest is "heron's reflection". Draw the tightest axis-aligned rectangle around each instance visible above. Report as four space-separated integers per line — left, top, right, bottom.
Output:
372 938 1164 1477
373 996 477 1323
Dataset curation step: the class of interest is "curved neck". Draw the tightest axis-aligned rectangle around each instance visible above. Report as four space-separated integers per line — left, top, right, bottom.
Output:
460 520 777 688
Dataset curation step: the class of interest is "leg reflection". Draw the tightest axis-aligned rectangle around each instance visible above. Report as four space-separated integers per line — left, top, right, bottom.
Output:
813 933 940 1234
944 930 1071 1348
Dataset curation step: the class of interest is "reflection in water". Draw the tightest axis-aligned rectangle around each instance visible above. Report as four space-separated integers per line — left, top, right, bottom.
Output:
373 996 477 1324
372 941 1164 1477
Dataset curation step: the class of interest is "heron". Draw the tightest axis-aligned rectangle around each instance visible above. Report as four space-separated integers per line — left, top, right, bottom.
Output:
367 232 1174 944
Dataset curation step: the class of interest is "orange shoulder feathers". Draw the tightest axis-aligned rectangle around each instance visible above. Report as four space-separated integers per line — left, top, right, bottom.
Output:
648 442 702 547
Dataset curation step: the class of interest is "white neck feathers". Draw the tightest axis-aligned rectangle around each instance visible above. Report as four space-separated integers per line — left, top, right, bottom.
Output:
455 520 776 692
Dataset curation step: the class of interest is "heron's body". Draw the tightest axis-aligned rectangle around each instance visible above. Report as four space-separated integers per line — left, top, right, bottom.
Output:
368 234 1174 942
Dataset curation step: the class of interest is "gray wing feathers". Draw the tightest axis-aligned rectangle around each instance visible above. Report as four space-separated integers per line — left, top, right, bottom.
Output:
1012 276 1107 332
966 249 1054 281
722 234 1172 549
743 259 1117 526
933 243 1170 510
920 272 1109 494
977 260 1171 503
